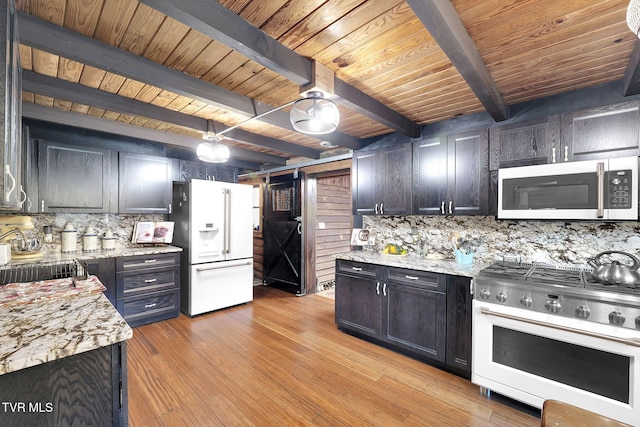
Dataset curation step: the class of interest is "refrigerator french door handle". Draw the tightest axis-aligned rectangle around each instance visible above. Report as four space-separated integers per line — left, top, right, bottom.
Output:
196 260 252 271
224 189 231 254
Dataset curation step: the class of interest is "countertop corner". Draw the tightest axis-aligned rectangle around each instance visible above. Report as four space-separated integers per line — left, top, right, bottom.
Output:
335 250 491 278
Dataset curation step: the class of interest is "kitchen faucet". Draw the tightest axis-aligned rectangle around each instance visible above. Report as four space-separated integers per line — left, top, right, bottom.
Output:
0 228 26 241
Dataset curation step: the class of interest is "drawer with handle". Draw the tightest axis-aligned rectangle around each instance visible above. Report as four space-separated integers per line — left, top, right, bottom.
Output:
119 288 180 327
386 267 446 291
336 259 379 279
120 268 178 296
116 252 179 271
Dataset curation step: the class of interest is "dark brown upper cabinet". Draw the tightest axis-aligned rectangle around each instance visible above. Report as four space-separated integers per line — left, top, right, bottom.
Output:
118 152 177 214
560 101 640 162
414 129 489 216
0 0 22 210
352 143 412 215
489 116 559 170
36 140 117 213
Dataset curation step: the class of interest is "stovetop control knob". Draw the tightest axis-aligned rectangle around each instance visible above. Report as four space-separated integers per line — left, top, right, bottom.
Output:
609 311 626 326
496 292 507 303
479 289 491 300
575 305 590 319
545 299 562 314
519 296 532 308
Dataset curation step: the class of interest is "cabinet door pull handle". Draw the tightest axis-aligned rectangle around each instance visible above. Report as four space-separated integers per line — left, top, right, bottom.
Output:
41 200 45 211
351 266 363 271
168 203 172 214
376 281 380 295
27 198 32 212
17 185 26 207
144 278 157 283
4 165 15 201
564 145 569 162
405 275 419 280
448 201 453 215
380 203 384 215
440 201 445 215
144 259 157 263
383 283 387 296
552 147 556 163
144 303 157 309
374 203 379 214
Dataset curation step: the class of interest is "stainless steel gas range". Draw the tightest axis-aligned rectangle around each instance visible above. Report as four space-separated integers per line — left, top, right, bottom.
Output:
472 261 640 426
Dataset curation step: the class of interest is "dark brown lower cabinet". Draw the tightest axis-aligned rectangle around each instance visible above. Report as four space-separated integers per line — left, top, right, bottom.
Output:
335 259 471 378
446 275 473 374
116 252 181 328
0 343 127 427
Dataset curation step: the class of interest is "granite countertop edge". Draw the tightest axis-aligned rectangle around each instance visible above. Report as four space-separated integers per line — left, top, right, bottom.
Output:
0 281 133 376
6 244 183 266
335 251 492 278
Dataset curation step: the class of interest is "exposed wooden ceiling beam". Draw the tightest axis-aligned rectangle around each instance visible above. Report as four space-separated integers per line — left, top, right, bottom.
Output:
623 39 640 96
405 0 508 122
22 103 285 167
137 0 421 138
21 70 322 160
17 12 362 151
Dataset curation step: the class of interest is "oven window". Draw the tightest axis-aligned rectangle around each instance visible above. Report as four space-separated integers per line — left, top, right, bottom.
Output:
493 326 629 403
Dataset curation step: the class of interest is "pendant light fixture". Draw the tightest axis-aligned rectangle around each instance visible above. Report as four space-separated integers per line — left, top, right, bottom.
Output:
197 136 230 163
197 120 230 163
290 91 340 135
629 0 640 37
291 60 339 135
195 61 340 161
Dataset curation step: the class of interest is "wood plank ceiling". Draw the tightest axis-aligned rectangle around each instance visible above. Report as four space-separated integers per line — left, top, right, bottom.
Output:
13 0 639 170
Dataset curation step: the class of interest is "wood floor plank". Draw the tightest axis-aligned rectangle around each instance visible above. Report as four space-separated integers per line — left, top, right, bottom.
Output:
127 286 541 426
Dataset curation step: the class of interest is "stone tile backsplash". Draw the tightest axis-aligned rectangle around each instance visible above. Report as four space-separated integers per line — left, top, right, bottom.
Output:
0 213 166 254
363 215 640 266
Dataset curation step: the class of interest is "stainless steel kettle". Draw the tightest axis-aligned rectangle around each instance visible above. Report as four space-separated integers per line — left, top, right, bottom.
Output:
587 251 640 287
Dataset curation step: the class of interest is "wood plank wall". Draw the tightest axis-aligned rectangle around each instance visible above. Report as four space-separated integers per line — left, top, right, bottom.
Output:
315 174 352 289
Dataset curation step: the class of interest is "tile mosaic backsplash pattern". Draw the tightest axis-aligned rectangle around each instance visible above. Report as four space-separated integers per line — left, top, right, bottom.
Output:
363 215 640 266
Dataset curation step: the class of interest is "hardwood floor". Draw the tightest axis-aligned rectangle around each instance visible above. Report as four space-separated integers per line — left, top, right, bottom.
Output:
127 286 540 427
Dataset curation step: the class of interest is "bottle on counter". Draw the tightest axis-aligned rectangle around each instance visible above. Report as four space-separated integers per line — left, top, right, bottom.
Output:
43 225 53 243
61 222 77 253
83 226 98 252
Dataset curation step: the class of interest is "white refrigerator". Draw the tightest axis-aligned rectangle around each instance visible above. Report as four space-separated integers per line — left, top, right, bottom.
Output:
171 179 254 316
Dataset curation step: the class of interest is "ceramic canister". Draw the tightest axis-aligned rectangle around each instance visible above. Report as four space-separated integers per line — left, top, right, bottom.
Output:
83 226 98 252
61 222 77 253
102 230 116 251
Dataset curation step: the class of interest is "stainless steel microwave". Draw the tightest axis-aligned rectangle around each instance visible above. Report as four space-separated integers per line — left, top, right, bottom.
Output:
498 156 638 220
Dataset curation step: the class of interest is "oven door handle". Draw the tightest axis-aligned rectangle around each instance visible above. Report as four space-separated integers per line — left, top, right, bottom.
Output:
480 307 640 347
596 162 605 218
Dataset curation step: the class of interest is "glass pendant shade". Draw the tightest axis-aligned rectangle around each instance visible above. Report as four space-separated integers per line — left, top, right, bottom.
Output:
290 91 340 135
629 0 640 37
197 139 230 163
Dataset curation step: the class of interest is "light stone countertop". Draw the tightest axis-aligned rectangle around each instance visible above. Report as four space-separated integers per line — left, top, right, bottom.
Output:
0 246 181 375
0 275 132 376
335 250 491 278
4 244 183 266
